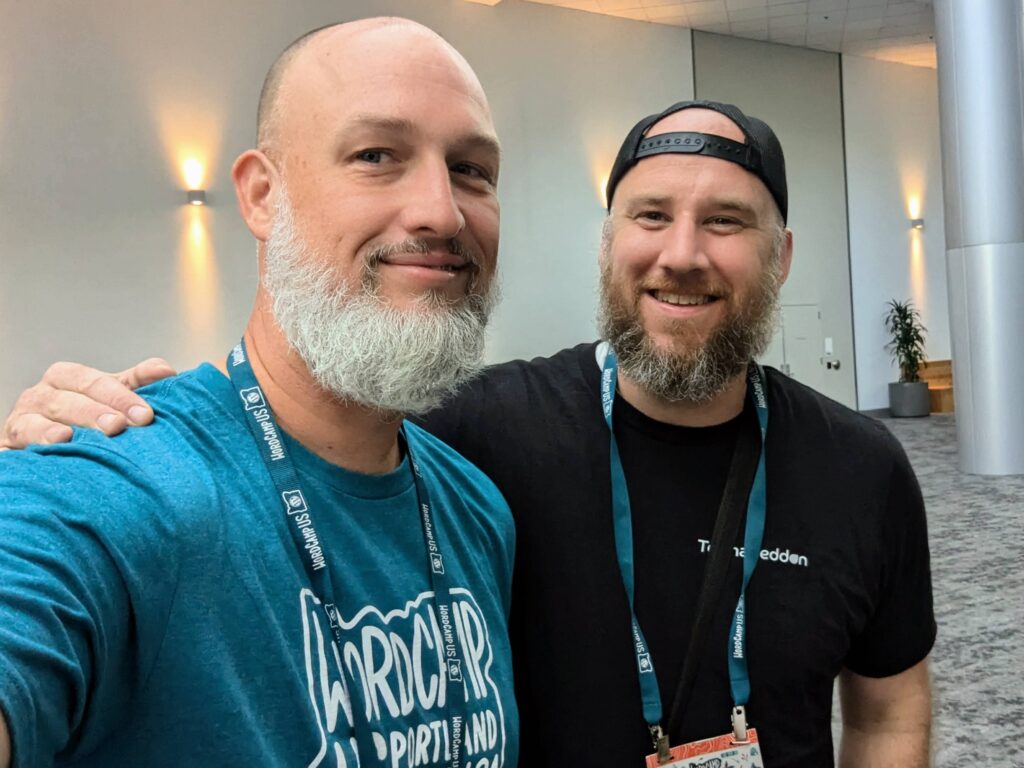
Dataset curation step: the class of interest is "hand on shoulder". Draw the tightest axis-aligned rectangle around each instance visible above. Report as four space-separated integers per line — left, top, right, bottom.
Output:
1 358 175 450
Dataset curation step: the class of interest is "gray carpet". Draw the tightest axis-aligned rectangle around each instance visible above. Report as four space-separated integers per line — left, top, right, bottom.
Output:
832 413 1024 766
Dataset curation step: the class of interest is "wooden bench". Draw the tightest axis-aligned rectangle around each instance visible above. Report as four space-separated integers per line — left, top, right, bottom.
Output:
919 359 954 413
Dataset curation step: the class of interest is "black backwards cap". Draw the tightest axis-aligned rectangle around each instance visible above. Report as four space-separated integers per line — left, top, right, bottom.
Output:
605 99 788 222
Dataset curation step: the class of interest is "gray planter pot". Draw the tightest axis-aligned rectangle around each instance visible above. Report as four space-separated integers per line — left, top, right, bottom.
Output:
889 381 930 417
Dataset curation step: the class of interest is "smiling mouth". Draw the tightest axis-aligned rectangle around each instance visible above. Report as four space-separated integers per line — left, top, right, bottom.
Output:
650 290 720 306
378 260 473 276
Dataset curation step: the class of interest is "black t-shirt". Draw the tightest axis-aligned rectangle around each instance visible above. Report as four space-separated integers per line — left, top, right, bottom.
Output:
417 342 935 767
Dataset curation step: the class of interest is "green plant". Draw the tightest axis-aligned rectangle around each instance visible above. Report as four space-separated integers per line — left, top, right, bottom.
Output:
884 299 927 383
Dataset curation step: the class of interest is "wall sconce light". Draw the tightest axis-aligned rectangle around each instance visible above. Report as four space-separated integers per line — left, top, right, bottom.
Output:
910 218 924 230
183 158 206 206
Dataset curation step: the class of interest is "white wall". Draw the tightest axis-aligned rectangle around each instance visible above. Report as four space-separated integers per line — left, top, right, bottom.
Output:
692 32 857 409
842 55 948 410
0 0 694 412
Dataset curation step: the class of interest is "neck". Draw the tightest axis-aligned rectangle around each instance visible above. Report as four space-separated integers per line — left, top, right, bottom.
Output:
617 365 749 427
217 300 403 475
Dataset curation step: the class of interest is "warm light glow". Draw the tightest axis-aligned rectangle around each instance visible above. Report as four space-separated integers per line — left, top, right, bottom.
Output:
909 228 926 314
152 96 223 197
178 205 222 359
907 194 922 220
183 158 204 190
189 209 205 249
586 131 619 211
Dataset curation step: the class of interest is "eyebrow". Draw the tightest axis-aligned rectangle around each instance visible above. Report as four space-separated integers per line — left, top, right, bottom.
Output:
621 195 673 211
707 198 760 218
341 114 502 161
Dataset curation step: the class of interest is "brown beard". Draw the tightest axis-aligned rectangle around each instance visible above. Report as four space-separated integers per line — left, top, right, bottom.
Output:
597 250 782 404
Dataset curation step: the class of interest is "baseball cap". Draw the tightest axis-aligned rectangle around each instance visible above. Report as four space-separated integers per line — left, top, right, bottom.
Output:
604 99 788 222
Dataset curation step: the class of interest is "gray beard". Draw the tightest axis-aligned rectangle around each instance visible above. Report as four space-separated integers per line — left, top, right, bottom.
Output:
262 194 498 416
597 257 781 404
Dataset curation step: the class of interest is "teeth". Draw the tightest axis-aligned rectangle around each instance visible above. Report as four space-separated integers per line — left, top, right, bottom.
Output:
654 291 711 306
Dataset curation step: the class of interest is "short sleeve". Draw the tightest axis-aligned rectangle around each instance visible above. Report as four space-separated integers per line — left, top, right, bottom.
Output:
0 445 150 764
843 445 936 677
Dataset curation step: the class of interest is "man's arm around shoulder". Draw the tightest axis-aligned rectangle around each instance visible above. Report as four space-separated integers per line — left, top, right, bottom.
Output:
839 657 931 768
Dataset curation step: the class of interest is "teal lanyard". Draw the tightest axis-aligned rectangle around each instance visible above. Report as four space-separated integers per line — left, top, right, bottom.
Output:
599 345 768 750
226 339 470 767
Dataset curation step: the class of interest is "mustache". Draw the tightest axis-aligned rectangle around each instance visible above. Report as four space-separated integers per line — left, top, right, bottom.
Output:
365 237 481 271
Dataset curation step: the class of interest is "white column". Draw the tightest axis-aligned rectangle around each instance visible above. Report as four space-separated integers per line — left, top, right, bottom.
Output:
934 0 1024 475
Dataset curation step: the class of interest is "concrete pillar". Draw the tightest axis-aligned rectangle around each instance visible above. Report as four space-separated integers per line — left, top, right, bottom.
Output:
934 0 1024 475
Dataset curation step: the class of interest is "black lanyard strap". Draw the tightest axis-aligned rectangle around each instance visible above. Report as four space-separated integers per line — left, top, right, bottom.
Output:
665 399 762 736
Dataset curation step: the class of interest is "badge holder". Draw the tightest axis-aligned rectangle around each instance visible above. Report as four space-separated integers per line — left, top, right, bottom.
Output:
645 708 764 768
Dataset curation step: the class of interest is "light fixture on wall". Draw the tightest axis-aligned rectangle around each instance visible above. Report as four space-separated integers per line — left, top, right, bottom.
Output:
910 218 924 230
183 158 207 206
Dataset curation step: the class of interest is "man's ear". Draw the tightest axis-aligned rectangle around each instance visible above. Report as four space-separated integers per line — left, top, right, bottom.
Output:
777 228 794 285
233 149 278 242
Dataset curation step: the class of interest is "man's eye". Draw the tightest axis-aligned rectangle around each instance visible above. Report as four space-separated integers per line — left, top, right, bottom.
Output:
452 162 491 183
638 211 668 222
707 216 742 228
356 149 389 164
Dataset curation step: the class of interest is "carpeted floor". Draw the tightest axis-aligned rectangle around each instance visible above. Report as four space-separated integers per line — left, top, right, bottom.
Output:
832 412 1024 766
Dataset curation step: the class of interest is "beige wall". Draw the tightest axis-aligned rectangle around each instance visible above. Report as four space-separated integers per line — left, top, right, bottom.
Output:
842 55 947 410
0 0 695 411
692 31 857 408
0 3 950 416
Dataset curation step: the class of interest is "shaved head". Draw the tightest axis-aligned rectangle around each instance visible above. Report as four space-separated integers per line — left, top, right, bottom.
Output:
255 18 485 152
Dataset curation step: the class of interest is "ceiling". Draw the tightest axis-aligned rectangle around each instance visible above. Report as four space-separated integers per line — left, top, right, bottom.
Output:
516 0 937 68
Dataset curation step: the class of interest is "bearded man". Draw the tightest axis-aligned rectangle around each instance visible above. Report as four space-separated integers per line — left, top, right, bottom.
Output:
3 100 934 766
0 18 517 768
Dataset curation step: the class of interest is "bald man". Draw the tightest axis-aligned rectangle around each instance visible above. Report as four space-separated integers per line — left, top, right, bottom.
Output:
0 20 517 767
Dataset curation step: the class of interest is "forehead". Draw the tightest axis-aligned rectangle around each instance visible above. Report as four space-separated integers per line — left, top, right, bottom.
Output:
645 107 745 142
277 25 497 151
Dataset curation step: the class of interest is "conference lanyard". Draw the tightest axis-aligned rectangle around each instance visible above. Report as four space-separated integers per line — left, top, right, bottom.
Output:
226 339 470 766
599 345 768 752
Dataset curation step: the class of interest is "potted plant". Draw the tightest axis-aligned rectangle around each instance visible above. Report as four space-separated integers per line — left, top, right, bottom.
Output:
884 299 930 417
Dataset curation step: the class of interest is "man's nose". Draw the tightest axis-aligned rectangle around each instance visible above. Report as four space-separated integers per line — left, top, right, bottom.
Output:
657 219 709 273
399 158 466 240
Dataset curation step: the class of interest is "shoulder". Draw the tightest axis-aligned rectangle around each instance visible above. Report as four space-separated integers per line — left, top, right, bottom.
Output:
765 367 903 458
763 367 922 532
404 422 508 508
418 342 599 444
403 422 512 530
0 365 246 530
475 342 599 401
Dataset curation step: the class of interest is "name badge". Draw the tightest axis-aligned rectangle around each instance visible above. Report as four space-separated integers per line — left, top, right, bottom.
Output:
645 729 765 768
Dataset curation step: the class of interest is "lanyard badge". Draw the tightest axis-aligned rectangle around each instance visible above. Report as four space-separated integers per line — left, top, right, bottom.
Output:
226 340 470 766
598 343 769 766
644 730 764 768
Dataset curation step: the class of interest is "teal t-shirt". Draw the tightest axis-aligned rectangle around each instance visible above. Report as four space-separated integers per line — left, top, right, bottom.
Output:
0 364 517 767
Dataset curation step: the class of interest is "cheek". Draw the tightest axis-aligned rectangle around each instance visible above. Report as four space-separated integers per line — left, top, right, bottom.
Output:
464 198 501 265
711 242 767 291
608 234 659 284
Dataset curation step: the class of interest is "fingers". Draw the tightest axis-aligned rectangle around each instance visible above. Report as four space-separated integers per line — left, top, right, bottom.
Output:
41 361 160 427
117 357 176 390
0 359 171 451
0 413 75 451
